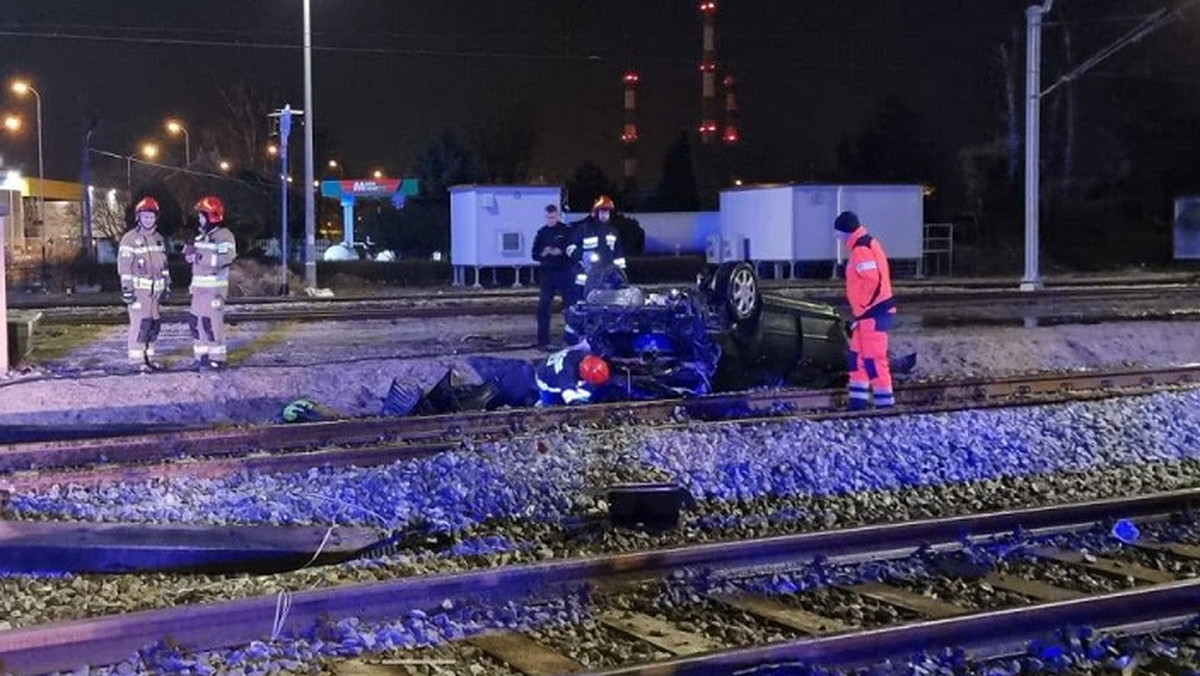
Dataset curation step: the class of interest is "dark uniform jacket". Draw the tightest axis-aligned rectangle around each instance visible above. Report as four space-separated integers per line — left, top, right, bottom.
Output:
566 216 626 272
532 223 573 272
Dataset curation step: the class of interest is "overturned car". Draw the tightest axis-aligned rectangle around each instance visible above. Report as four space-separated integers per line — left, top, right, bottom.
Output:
374 262 911 417
562 261 854 400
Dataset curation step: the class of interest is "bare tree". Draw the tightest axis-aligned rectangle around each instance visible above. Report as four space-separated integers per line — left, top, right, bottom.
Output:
995 33 1020 185
213 77 278 176
1059 4 1077 197
92 195 130 241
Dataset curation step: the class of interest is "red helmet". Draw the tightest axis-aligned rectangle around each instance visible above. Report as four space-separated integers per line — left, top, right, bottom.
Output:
134 197 160 214
194 195 225 224
591 195 615 215
579 354 611 386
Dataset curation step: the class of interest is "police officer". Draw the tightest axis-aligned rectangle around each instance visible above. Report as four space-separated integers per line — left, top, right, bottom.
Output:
117 196 171 372
535 342 611 406
185 196 237 369
531 204 573 350
835 211 896 410
566 195 627 299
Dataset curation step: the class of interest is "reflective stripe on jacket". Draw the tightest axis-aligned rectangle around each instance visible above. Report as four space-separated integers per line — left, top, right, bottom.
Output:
117 229 170 293
190 226 237 293
845 226 895 320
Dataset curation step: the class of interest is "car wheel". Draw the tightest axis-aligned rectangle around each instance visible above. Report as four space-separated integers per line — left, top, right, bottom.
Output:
711 261 762 332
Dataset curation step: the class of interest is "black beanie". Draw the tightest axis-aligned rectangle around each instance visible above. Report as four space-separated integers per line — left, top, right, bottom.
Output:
834 211 860 233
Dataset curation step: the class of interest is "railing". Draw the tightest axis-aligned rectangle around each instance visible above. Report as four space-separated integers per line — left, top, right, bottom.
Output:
921 222 955 277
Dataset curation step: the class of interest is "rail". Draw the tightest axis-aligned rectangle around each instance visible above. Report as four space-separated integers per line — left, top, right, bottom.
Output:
2 364 1198 490
1 489 1197 675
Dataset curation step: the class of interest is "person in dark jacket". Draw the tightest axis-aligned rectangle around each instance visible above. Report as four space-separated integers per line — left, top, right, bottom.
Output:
566 195 627 297
531 204 574 350
562 195 627 345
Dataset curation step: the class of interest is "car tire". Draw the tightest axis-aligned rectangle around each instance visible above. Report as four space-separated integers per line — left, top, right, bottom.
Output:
711 261 762 335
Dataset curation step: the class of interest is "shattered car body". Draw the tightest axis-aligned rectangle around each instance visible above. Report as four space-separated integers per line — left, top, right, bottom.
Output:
565 262 851 400
385 262 908 417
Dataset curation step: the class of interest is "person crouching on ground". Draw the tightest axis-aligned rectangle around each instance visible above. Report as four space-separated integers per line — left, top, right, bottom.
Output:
535 341 612 405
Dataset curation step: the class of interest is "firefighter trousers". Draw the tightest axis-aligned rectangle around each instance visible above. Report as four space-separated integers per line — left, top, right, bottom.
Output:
847 315 895 410
126 290 163 366
189 290 228 364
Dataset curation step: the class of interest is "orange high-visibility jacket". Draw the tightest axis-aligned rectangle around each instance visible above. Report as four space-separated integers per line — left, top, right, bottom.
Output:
845 226 896 320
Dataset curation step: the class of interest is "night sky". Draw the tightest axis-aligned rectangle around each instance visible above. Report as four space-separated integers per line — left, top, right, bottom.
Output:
2 0 1198 188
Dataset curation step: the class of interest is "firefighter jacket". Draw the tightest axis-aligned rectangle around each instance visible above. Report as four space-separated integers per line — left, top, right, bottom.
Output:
532 223 573 272
845 226 895 321
117 228 170 295
190 225 237 294
566 216 626 271
535 347 596 404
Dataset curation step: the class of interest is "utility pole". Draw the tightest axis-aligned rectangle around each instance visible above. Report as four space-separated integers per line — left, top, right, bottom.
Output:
303 0 317 289
270 105 300 296
1022 0 1188 290
80 117 97 260
1 203 8 374
1021 0 1052 291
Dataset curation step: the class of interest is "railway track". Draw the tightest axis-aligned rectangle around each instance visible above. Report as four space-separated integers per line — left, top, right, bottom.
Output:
19 280 1200 325
2 490 1199 675
2 364 1198 492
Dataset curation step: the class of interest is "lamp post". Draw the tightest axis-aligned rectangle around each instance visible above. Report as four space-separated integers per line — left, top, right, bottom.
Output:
11 80 44 242
126 144 159 193
166 120 191 167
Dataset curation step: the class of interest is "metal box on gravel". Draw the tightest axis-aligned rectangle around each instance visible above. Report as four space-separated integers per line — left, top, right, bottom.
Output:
606 483 694 531
6 310 40 365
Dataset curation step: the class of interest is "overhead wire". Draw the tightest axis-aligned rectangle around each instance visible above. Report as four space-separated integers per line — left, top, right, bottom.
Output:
1042 0 1200 97
0 27 603 62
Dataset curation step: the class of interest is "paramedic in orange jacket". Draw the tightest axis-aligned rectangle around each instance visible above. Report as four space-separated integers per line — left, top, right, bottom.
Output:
835 211 896 410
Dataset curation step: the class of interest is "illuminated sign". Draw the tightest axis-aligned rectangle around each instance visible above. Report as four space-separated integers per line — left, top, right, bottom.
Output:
321 178 419 199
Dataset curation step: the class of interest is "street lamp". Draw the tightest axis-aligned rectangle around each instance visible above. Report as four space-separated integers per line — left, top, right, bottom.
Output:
165 120 191 167
373 169 383 180
219 160 231 172
2 114 20 132
141 143 159 160
327 159 338 170
11 79 44 237
267 143 279 156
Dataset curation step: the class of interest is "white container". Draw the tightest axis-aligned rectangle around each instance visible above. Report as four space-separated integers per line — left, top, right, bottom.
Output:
715 184 924 264
450 185 563 267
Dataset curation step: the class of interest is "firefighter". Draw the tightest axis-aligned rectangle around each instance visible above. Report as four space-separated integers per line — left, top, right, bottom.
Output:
531 203 573 350
117 196 171 372
566 195 627 300
535 342 611 406
184 196 237 369
835 211 896 410
563 195 626 345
